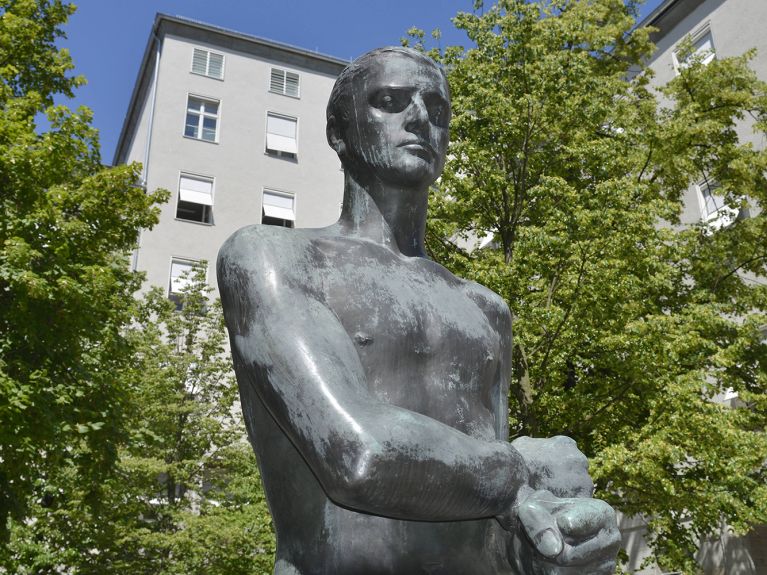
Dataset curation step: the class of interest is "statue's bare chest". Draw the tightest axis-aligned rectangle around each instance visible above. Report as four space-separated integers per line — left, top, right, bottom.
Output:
317 244 502 435
322 246 492 340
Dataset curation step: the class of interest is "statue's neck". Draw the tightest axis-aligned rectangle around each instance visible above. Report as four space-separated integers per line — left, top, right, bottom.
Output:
338 170 428 258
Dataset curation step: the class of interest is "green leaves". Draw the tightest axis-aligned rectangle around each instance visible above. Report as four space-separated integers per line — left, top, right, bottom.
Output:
3 268 275 573
0 0 82 107
0 0 167 543
428 1 767 571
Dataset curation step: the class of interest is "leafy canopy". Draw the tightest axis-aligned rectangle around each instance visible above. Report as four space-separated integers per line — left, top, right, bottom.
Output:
410 0 767 571
3 268 275 574
0 0 167 538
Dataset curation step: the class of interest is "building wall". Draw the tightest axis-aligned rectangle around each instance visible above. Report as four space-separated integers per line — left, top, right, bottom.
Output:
121 19 345 296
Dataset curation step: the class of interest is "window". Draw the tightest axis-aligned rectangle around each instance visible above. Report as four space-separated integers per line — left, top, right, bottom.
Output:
673 25 715 72
696 179 738 231
270 68 299 97
191 48 224 79
185 96 219 142
176 173 214 224
169 258 200 309
262 189 295 228
265 113 297 158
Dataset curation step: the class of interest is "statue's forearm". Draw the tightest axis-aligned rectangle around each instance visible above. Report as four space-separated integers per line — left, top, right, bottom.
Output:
306 401 531 521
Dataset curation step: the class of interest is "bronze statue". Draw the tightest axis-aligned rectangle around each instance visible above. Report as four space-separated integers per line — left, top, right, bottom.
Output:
218 46 620 574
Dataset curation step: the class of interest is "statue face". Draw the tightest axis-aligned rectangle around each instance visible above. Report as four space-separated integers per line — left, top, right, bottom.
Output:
342 52 450 187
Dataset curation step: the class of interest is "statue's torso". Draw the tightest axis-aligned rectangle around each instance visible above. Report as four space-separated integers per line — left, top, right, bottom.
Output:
227 226 513 574
318 234 503 439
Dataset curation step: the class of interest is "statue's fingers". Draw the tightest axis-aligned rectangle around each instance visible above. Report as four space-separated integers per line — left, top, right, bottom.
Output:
556 498 617 542
517 496 564 559
558 525 622 566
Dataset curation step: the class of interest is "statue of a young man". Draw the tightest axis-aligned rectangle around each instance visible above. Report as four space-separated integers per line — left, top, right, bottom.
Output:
218 47 620 574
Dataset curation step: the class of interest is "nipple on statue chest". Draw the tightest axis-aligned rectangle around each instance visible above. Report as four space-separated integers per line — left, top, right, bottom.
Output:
354 332 373 346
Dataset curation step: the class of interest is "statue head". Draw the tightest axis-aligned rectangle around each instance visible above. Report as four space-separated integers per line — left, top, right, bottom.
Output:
326 46 451 187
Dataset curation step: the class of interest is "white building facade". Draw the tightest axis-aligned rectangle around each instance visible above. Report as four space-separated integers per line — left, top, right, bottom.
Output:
114 14 347 299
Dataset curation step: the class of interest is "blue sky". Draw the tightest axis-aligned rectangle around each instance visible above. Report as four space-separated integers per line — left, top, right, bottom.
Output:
58 0 664 163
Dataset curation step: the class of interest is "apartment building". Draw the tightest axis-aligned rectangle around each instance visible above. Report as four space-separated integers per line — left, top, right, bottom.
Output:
619 1 767 573
114 14 347 299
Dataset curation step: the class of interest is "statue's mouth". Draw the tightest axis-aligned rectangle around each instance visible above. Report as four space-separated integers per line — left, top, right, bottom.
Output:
399 141 435 159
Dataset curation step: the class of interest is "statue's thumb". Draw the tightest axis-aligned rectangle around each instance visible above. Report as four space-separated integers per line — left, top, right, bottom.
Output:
517 494 564 559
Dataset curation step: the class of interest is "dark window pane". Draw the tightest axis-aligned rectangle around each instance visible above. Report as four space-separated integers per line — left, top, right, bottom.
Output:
202 117 217 141
185 114 199 138
176 200 212 223
262 214 294 228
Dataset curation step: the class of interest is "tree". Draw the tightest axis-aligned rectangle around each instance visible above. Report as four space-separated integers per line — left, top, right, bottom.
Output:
0 0 167 538
2 266 275 574
412 0 767 571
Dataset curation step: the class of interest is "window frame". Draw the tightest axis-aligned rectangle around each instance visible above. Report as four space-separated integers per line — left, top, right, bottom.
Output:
265 111 298 159
191 47 225 80
695 179 738 231
184 94 220 143
261 188 296 228
269 67 300 98
672 23 716 74
175 172 215 225
168 257 204 308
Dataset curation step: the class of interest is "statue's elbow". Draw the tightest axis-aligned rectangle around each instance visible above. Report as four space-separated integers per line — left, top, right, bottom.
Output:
323 448 382 510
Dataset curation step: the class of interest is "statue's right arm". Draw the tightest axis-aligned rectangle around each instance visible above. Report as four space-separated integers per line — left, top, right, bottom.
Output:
217 228 530 523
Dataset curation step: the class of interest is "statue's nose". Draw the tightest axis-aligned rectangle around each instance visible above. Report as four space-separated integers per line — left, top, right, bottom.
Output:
404 95 430 135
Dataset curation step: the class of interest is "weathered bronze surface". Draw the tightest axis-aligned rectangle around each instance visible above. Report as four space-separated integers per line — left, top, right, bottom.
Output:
218 47 619 574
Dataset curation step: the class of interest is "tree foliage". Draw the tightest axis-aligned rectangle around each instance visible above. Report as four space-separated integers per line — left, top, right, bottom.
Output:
1 3 273 569
0 0 167 537
3 268 275 574
412 0 767 571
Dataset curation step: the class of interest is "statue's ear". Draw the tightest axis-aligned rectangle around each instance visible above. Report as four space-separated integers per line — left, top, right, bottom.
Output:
326 115 346 158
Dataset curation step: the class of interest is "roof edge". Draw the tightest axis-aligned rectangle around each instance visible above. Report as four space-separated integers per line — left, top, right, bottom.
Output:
112 13 350 166
158 13 349 67
112 13 162 166
636 0 707 41
637 0 681 29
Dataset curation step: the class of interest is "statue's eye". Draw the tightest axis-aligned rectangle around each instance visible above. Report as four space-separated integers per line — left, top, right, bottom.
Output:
372 90 408 113
424 93 450 128
429 105 446 126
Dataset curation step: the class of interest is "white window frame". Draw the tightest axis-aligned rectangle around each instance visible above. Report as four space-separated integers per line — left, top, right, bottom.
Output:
175 172 214 225
695 179 738 231
184 94 220 143
269 67 300 98
191 47 225 80
261 188 296 228
673 23 716 74
168 258 203 296
265 112 298 158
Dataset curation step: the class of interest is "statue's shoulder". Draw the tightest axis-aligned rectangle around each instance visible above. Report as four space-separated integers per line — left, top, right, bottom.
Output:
463 278 512 325
219 225 310 266
421 256 511 325
217 225 338 295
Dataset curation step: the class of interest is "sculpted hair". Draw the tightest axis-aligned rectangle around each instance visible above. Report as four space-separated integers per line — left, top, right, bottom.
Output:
326 46 448 152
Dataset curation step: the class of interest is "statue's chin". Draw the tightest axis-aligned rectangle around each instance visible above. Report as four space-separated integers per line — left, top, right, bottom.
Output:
376 163 440 189
346 154 441 189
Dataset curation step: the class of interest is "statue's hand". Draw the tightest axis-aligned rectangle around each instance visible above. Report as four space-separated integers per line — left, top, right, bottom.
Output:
507 490 620 575
511 435 593 498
